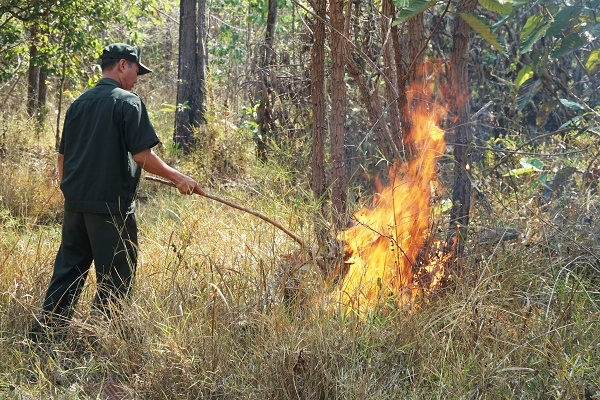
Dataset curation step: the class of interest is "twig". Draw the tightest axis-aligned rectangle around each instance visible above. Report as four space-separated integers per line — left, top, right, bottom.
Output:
145 175 305 248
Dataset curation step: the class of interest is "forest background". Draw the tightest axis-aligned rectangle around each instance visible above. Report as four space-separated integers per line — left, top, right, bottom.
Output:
1 0 600 398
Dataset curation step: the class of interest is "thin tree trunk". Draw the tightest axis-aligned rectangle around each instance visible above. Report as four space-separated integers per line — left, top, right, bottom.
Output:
310 0 326 212
408 14 425 84
27 35 40 118
329 0 347 229
392 23 410 158
255 0 278 161
345 55 398 161
196 0 207 133
381 0 401 161
448 0 476 260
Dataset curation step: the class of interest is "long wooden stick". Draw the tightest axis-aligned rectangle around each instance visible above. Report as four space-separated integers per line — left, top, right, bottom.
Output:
145 175 305 247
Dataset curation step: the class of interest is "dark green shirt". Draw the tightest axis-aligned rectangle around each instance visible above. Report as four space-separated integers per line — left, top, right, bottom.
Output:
59 78 159 214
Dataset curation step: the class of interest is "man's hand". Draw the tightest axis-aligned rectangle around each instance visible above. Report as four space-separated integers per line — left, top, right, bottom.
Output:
174 174 202 196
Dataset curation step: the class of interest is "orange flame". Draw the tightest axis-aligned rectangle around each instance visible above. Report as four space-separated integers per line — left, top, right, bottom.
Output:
337 86 448 312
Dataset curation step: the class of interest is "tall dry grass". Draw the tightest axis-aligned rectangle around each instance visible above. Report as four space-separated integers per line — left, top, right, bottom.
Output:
1 116 600 399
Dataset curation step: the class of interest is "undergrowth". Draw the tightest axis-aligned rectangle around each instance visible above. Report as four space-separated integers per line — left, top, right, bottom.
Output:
1 118 600 399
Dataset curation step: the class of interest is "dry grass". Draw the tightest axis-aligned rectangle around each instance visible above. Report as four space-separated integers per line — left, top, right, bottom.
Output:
1 119 600 399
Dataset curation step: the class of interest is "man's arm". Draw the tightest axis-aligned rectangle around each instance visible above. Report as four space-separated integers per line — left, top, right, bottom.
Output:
57 153 64 183
132 148 204 195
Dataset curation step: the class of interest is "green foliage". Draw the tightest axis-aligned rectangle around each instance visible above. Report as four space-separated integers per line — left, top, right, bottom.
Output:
504 157 543 177
393 0 437 24
510 1 599 126
0 0 154 88
519 14 548 54
460 12 506 55
585 48 600 73
478 0 513 15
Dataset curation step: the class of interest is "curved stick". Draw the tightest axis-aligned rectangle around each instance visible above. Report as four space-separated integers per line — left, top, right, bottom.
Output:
145 175 305 248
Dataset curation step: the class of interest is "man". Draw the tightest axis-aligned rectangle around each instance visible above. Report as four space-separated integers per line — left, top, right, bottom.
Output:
30 43 203 341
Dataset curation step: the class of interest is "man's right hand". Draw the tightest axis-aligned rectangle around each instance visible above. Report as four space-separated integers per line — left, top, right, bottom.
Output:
175 174 202 196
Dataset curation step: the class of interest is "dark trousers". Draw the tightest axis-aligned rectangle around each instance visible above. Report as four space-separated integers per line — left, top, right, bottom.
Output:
31 211 138 339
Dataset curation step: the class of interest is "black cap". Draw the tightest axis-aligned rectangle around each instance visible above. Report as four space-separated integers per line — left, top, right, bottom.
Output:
100 43 152 75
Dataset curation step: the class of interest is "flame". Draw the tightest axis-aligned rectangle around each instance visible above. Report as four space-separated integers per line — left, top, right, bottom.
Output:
337 85 449 312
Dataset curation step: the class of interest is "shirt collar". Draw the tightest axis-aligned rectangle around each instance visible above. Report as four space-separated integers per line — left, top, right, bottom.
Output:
97 78 121 88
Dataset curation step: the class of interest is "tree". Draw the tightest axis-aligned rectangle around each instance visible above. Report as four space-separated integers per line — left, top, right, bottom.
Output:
254 0 278 161
329 0 348 230
174 0 207 153
309 0 327 243
0 0 152 142
448 0 478 259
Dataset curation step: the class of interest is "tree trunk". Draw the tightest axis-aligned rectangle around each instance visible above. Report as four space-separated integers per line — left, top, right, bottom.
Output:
310 0 326 208
392 23 411 158
174 0 205 153
196 0 207 135
27 33 40 118
329 0 347 229
255 0 278 161
27 31 48 132
26 66 39 119
402 14 427 159
174 0 196 152
309 0 328 260
448 0 477 260
381 0 401 161
408 14 425 83
345 55 398 162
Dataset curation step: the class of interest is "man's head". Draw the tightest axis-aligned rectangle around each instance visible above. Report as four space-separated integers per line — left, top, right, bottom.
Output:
100 43 152 90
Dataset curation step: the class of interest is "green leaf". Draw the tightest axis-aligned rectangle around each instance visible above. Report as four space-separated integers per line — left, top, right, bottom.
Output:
514 65 534 89
521 14 545 42
559 99 584 111
459 13 506 55
585 48 600 74
521 157 544 171
520 16 549 54
505 158 543 177
516 78 541 111
536 100 558 127
546 6 582 37
559 116 582 129
478 0 512 15
491 14 510 31
551 33 587 57
394 0 437 24
504 167 539 177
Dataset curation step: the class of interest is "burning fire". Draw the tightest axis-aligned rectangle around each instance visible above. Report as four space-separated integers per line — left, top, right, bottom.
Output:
337 87 449 312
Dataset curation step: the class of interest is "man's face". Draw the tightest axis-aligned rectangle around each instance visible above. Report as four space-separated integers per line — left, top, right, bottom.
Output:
119 60 139 91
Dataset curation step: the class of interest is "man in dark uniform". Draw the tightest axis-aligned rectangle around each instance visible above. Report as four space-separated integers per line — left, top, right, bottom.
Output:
30 43 204 341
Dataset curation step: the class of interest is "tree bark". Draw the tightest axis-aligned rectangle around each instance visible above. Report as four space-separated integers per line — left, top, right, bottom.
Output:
196 0 207 128
309 0 326 213
381 0 402 161
408 14 425 83
329 0 347 229
448 0 477 260
174 0 206 153
174 0 196 152
392 23 410 158
255 0 278 161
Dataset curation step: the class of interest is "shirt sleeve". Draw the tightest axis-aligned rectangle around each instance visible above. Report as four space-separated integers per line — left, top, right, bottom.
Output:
122 96 160 155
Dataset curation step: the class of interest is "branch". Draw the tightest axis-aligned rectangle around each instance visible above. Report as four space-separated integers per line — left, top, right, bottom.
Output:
145 175 305 248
